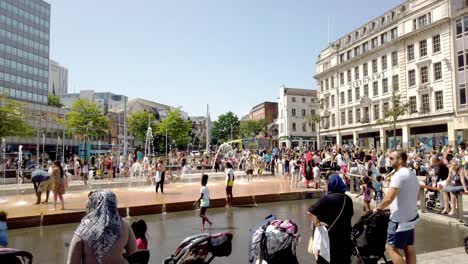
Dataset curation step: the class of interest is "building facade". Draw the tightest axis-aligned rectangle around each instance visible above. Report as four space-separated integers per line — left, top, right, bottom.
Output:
276 86 318 149
60 90 127 114
0 0 50 104
48 59 68 95
248 101 278 124
315 0 468 151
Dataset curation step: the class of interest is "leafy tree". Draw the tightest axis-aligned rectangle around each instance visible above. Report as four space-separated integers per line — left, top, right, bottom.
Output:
239 119 267 138
211 111 240 143
304 98 325 146
0 93 33 138
377 89 409 149
65 99 109 142
47 93 63 107
128 110 157 142
156 109 192 149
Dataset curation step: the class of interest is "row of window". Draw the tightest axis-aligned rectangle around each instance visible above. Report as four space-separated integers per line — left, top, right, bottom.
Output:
0 14 49 41
459 83 468 106
0 27 48 52
0 42 49 66
406 35 440 61
288 109 315 117
334 76 398 106
0 71 48 90
291 97 315 103
455 16 468 38
0 0 49 28
408 62 442 87
0 57 48 78
283 122 316 133
0 86 47 103
14 0 50 16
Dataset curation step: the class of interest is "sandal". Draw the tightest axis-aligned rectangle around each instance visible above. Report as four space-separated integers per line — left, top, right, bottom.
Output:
440 210 448 215
448 211 456 216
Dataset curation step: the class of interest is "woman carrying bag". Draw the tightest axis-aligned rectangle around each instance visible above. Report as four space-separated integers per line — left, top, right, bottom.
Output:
307 174 354 264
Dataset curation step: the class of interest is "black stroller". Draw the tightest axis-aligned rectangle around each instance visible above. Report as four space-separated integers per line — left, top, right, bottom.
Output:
163 232 233 264
0 248 33 264
351 210 392 264
249 214 299 264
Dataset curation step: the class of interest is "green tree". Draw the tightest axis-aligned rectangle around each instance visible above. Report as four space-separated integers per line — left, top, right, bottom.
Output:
239 119 267 138
377 89 409 149
303 98 325 146
211 111 240 143
156 109 192 149
128 110 157 142
0 93 33 138
47 93 63 107
65 99 109 142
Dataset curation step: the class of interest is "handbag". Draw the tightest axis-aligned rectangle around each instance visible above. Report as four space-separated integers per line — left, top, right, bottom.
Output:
308 194 347 258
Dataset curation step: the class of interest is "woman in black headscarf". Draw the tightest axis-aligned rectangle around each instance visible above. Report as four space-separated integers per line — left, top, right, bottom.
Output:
308 174 354 264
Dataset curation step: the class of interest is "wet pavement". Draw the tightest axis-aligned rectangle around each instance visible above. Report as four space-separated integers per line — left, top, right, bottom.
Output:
7 199 468 264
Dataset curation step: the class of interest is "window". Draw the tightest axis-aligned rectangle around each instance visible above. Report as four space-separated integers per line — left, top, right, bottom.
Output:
391 27 398 40
362 42 368 52
302 122 307 132
355 87 360 101
331 95 335 107
458 51 465 71
382 78 389 93
381 32 388 44
354 46 360 57
280 124 283 133
325 79 329 90
340 72 344 85
340 91 345 104
417 14 429 29
434 62 442 80
364 84 369 97
373 81 378 97
292 109 296 116
325 98 329 109
456 19 463 38
341 111 346 125
301 98 306 103
433 35 440 53
363 63 368 77
331 114 335 127
373 104 380 120
331 77 334 88
348 110 353 124
407 44 414 61
408 70 416 86
354 66 359 80
347 50 352 60
302 109 306 116
348 89 352 103
371 37 378 49
292 97 296 102
391 51 398 67
356 109 361 122
392 75 399 91
372 59 378 73
381 55 387 70
460 84 467 106
340 53 345 63
435 91 443 110
292 122 296 132
347 70 351 83
383 102 389 115
419 39 427 57
409 96 417 113
421 66 428 84
422 94 430 112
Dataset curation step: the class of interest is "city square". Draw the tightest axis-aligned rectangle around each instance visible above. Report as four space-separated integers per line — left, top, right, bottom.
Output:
2 0 468 263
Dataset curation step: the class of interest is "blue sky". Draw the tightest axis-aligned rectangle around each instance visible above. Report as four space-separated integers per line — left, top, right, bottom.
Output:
47 0 403 119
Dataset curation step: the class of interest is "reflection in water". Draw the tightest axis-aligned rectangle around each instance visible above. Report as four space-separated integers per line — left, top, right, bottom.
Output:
7 199 468 264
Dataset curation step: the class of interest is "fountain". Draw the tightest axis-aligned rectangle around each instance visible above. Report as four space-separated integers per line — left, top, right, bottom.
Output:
145 124 154 158
0 138 7 204
15 145 27 206
211 143 234 172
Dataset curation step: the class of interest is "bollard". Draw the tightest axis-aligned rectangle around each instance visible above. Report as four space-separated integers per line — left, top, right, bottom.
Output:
418 188 426 213
457 193 464 223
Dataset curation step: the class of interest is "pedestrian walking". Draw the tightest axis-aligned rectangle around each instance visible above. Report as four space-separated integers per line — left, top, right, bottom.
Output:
155 159 166 194
51 160 65 210
193 174 213 231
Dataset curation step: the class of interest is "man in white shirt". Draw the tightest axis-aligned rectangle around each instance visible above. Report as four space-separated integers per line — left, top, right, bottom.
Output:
374 150 420 264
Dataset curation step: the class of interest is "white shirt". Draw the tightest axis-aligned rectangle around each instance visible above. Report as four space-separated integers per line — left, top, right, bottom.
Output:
313 166 320 180
389 167 420 222
336 154 344 166
200 186 210 207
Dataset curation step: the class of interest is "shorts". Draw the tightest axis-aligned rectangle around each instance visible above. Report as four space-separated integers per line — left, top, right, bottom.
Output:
387 220 415 249
226 186 233 195
246 169 253 175
200 206 208 215
284 166 290 173
38 180 52 193
443 185 465 194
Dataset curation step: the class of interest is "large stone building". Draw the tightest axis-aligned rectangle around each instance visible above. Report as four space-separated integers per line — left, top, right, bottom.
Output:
276 86 318 149
315 0 468 151
48 59 68 95
0 0 50 104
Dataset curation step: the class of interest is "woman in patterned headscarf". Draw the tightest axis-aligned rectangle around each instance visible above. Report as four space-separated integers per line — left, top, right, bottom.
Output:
67 190 137 264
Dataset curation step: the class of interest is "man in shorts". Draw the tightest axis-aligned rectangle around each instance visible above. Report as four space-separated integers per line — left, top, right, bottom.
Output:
374 150 419 264
31 169 52 204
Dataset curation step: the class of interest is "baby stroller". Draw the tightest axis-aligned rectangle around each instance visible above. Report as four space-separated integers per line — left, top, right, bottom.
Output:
163 232 233 264
0 248 33 264
249 214 299 264
351 210 392 264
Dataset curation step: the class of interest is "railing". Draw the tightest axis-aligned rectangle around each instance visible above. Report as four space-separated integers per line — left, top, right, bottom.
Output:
346 173 467 223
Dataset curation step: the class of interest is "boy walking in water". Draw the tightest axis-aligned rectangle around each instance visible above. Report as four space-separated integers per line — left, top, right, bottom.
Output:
194 174 213 231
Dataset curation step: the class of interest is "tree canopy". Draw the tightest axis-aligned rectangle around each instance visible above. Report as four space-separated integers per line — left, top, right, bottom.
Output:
0 93 33 138
65 99 109 140
47 93 63 107
211 111 240 143
239 119 267 138
128 110 157 142
156 109 192 149
377 89 409 149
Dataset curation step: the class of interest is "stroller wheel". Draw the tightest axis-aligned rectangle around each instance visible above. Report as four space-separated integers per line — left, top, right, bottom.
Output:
163 257 173 264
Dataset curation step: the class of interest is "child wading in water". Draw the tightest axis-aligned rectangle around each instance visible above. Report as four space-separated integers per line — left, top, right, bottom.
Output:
193 174 213 230
355 176 376 212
